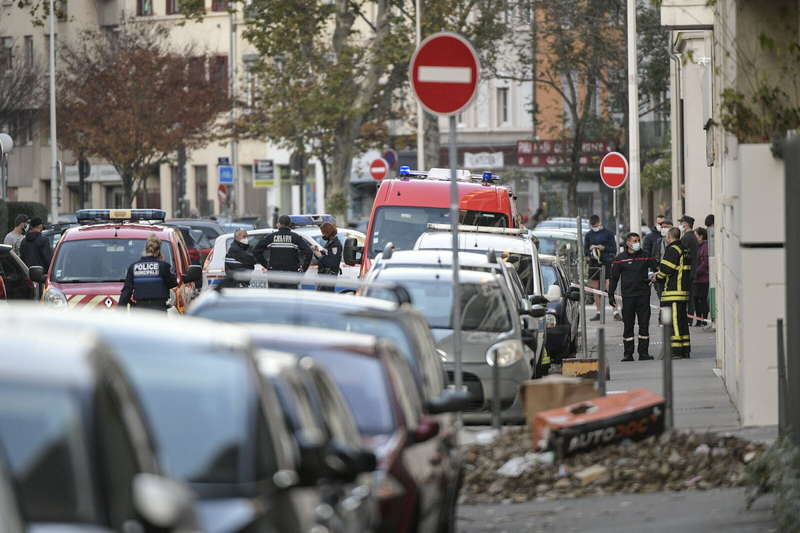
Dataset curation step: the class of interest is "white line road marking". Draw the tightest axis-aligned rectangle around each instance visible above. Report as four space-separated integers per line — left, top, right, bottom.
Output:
602 166 625 174
417 66 472 83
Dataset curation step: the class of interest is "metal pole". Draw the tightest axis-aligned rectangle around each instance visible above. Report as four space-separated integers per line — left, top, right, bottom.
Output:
597 327 606 396
492 348 500 429
613 189 619 251
785 136 800 446
600 264 606 325
778 319 787 438
449 115 463 400
230 9 241 216
415 0 424 169
626 0 640 234
577 216 588 360
48 0 59 221
661 307 673 430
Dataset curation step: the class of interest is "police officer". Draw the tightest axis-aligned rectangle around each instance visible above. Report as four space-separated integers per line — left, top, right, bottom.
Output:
609 232 658 361
119 234 177 311
314 221 341 292
253 214 312 289
656 227 692 358
224 229 256 287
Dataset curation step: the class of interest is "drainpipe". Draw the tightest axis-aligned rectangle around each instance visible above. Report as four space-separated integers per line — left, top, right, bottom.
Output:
669 43 683 221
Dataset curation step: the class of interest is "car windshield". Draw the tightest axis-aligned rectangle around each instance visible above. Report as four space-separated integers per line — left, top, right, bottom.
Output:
369 206 508 257
541 265 558 289
51 238 174 283
193 304 416 372
309 349 395 436
374 278 512 332
113 344 254 485
0 384 98 523
536 236 574 256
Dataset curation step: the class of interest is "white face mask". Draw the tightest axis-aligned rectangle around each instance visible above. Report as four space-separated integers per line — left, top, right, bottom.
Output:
631 242 641 252
591 226 601 232
660 227 669 237
239 238 249 245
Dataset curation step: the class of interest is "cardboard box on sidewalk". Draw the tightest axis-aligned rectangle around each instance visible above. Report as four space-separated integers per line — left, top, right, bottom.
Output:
532 388 665 458
521 376 599 431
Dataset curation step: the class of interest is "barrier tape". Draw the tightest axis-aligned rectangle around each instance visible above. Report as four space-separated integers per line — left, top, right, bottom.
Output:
570 283 709 322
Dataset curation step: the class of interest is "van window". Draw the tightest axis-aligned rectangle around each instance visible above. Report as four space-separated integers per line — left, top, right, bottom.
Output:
369 207 508 257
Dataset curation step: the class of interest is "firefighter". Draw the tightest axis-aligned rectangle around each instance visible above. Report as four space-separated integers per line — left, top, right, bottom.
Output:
253 215 312 289
119 234 177 311
609 232 658 361
656 227 692 358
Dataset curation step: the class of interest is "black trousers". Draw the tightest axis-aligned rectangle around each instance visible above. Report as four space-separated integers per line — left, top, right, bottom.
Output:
693 282 709 321
664 300 691 358
622 293 651 357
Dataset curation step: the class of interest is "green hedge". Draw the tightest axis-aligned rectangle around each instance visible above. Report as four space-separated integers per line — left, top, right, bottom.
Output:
5 201 49 233
0 200 7 238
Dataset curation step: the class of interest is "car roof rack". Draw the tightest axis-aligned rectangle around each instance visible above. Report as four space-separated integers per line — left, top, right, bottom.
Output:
397 166 501 185
75 209 167 225
425 223 527 236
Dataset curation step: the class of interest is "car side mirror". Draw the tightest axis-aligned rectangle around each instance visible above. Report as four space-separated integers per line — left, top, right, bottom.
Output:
328 444 378 482
343 237 360 266
425 389 471 414
530 304 547 318
529 294 548 306
546 284 562 302
132 473 195 529
183 264 202 284
567 287 581 301
411 417 440 444
28 266 44 283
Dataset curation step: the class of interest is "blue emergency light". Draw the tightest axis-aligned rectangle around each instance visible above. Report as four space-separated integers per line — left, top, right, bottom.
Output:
399 166 411 176
482 171 493 183
76 209 167 224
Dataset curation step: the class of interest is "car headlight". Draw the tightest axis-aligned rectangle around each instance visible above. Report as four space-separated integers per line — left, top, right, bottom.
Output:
486 339 524 367
545 313 557 328
43 287 67 308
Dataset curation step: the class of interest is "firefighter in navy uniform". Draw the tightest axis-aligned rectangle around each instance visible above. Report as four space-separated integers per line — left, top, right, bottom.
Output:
223 229 256 287
609 232 658 361
253 214 312 289
119 234 177 311
656 227 692 358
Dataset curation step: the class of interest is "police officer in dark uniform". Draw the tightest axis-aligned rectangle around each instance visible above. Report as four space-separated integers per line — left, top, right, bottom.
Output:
119 234 177 311
253 215 312 289
223 229 256 287
609 232 658 361
314 221 342 292
656 227 692 358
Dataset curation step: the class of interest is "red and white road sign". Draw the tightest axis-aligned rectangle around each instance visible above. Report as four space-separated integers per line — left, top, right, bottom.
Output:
410 32 480 116
369 158 389 181
599 152 629 189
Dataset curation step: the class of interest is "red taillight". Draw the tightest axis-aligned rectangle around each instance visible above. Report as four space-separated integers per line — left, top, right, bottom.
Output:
203 249 215 270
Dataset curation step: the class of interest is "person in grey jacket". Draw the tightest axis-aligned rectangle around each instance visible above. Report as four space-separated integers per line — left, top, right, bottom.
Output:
3 214 29 254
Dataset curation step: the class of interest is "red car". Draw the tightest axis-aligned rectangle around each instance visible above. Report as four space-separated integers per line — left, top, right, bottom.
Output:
247 325 464 533
39 209 201 312
346 168 520 277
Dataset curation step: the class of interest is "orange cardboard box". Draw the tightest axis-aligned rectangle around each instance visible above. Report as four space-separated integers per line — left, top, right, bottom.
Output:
532 388 665 458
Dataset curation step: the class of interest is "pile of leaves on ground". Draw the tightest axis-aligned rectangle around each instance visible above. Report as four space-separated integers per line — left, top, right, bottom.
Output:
745 437 800 533
461 427 767 504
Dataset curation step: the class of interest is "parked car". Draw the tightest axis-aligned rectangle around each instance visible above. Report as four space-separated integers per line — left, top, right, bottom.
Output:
255 349 379 533
245 326 464 533
164 218 226 263
539 254 582 360
0 445 23 533
366 267 546 420
0 244 38 301
188 288 466 532
0 326 198 533
531 228 581 285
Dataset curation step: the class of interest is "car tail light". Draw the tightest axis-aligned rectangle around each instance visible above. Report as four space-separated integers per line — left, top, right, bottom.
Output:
203 249 214 270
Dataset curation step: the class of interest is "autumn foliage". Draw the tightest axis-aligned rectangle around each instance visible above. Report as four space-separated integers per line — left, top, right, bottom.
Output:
58 24 231 205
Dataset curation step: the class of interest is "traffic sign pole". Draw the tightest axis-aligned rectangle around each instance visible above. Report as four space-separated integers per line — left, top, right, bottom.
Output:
448 115 463 403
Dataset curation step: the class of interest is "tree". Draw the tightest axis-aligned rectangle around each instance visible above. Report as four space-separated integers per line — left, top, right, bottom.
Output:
0 39 45 143
57 24 231 206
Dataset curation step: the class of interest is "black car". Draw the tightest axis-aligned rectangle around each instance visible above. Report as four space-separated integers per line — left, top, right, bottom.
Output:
255 350 379 533
0 326 198 533
0 245 38 300
1 307 360 533
165 218 225 263
540 254 581 360
189 288 465 531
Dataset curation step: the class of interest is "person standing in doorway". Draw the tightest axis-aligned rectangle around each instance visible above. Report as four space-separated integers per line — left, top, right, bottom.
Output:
656 227 692 358
679 215 698 325
584 214 619 321
693 227 710 327
704 214 716 331
609 232 658 361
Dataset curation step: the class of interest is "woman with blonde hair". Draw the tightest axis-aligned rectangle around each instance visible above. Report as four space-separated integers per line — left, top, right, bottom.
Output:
314 221 342 292
119 233 177 311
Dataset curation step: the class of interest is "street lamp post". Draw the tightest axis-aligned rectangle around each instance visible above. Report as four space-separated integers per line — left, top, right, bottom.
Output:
48 0 59 222
627 0 641 233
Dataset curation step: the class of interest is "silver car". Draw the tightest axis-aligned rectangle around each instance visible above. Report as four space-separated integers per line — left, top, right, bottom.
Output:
367 267 544 424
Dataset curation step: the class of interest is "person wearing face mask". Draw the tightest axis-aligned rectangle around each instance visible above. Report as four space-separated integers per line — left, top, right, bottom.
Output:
3 214 29 254
656 227 692 358
223 228 256 287
584 214 619 321
609 232 658 361
678 216 698 326
643 214 664 258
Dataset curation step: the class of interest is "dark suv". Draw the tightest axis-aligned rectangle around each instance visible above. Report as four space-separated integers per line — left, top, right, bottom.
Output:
0 244 37 300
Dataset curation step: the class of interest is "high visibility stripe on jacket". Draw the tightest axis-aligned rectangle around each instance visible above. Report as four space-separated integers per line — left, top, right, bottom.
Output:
656 243 690 302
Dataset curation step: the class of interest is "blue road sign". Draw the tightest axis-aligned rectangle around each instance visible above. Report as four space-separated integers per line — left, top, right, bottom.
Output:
218 165 234 184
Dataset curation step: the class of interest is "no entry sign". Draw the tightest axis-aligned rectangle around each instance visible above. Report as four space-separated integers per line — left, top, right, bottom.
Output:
599 152 629 189
410 32 480 116
369 158 389 181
